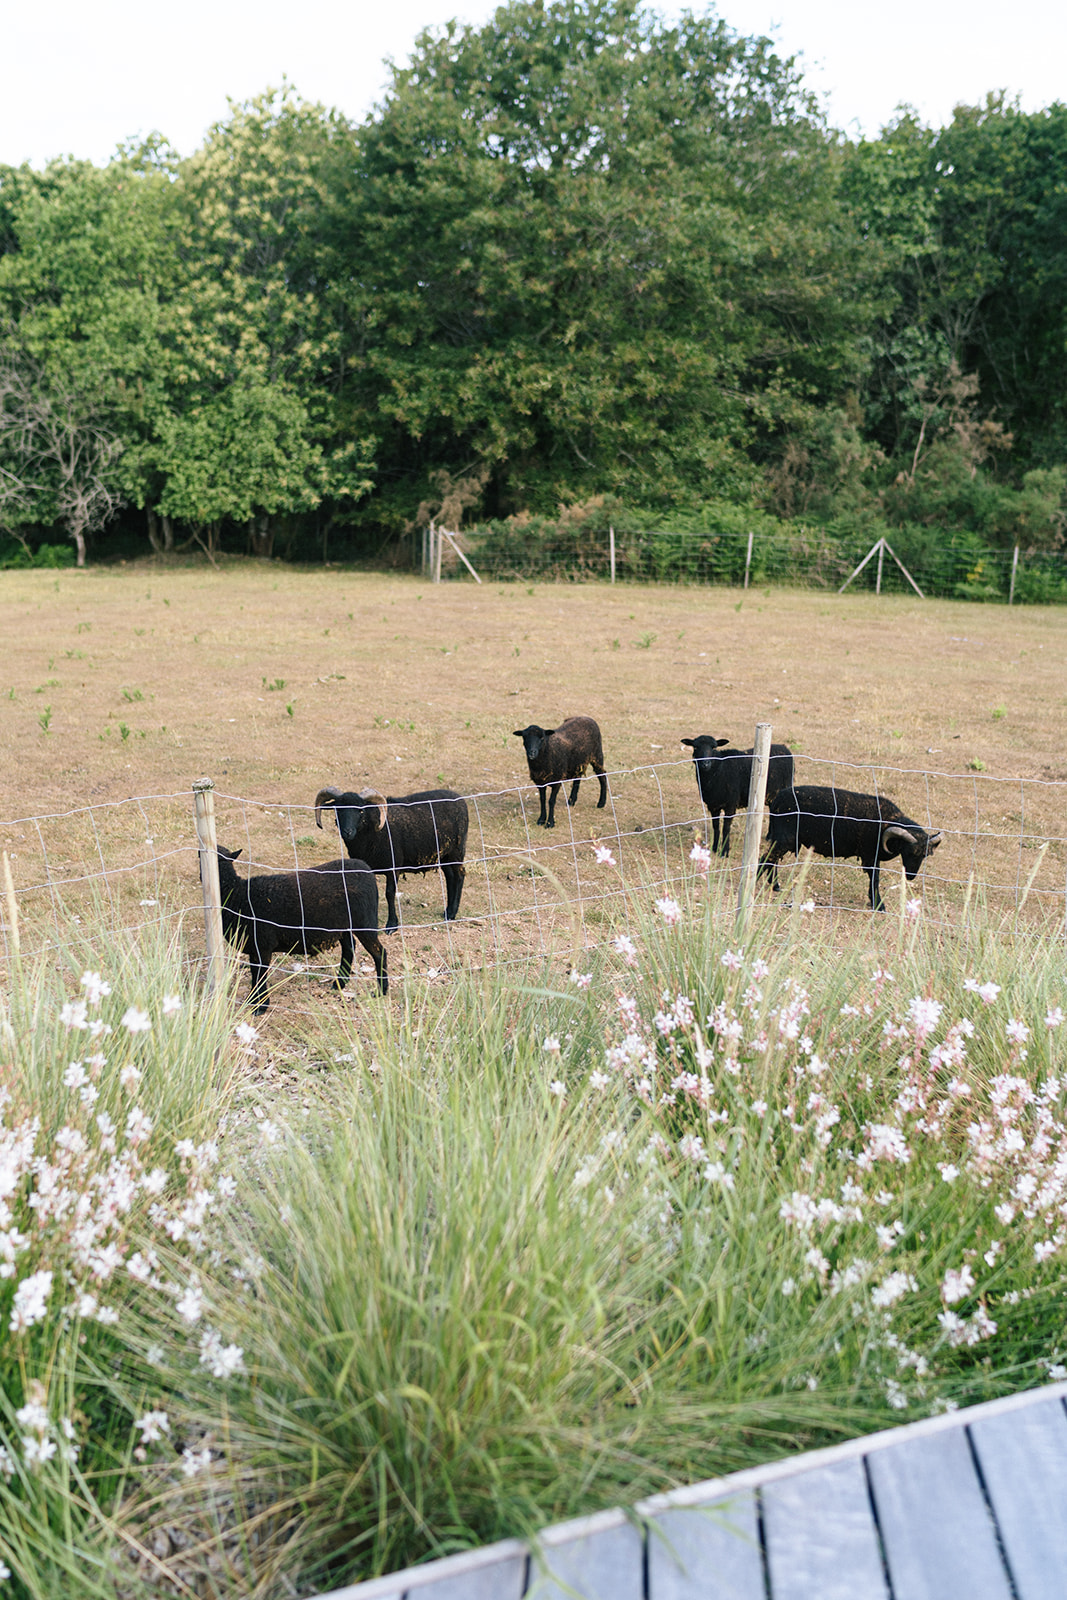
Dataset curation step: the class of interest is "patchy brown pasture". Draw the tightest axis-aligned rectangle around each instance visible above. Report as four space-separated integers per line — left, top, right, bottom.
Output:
1 560 1065 1022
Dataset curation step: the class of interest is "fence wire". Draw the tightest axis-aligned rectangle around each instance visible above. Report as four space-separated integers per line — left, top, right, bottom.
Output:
1 754 1065 1020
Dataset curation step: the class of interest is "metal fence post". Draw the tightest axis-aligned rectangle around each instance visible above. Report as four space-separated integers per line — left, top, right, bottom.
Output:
736 723 772 927
609 524 616 584
193 780 227 994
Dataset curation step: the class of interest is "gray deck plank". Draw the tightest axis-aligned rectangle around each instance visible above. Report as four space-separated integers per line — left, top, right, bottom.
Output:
648 1493 764 1600
762 1457 887 1600
866 1425 1012 1600
405 1554 526 1600
969 1396 1067 1600
526 1520 644 1600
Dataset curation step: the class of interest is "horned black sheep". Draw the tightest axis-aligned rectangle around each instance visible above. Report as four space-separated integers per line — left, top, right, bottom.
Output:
680 735 795 856
758 786 942 909
210 845 387 1013
513 717 608 828
314 786 468 932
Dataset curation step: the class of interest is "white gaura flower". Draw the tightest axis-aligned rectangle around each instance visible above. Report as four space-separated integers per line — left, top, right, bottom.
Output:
654 897 683 927
569 970 592 990
198 1327 246 1380
10 1270 52 1333
119 1063 142 1092
22 1436 57 1469
542 1036 561 1056
176 1281 205 1324
181 1446 213 1477
80 972 112 1006
121 1007 151 1035
720 950 743 972
162 994 182 1017
592 843 617 867
689 840 711 872
612 934 638 966
133 1411 170 1443
548 1080 566 1099
941 1264 975 1304
1046 1007 1065 1030
234 1021 258 1046
15 1400 48 1434
60 999 88 1031
1006 1018 1030 1045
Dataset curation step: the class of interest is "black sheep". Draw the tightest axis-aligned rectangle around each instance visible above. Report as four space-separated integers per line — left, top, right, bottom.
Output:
681 735 795 856
314 786 468 932
210 845 387 1013
758 786 942 909
513 717 608 828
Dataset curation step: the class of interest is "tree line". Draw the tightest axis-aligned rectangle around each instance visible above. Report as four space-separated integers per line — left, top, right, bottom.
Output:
1 0 1065 571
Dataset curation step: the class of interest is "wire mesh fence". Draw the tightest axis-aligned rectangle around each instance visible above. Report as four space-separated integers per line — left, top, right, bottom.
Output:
434 523 1067 604
2 749 1065 1018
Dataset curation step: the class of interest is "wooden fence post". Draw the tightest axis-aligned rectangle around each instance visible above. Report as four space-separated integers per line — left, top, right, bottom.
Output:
744 529 754 590
875 538 885 595
193 780 227 994
1009 544 1019 606
736 722 771 927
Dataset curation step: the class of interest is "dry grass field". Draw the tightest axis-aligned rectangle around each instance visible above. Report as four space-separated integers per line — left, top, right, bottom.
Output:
1 558 1065 1017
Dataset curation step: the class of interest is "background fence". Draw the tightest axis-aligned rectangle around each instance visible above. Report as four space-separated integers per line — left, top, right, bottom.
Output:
425 522 1067 604
2 743 1065 1018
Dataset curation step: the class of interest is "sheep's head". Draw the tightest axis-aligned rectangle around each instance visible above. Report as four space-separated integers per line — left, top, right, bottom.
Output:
882 824 941 878
315 787 388 842
514 725 551 761
681 735 731 764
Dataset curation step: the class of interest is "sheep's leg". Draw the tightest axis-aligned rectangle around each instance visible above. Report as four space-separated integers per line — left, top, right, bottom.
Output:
334 934 354 990
757 843 784 893
357 932 389 996
711 813 722 855
536 784 549 826
595 767 608 809
568 777 581 807
248 949 272 1013
383 873 400 933
867 864 884 911
721 809 737 857
545 783 562 828
443 862 465 921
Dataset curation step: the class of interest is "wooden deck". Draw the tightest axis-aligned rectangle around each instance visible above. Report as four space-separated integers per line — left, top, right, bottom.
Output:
311 1379 1067 1600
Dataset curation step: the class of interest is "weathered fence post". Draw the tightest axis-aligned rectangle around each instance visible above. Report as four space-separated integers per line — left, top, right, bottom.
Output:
1009 544 1019 606
609 524 616 585
193 780 227 994
736 722 771 928
2 850 19 959
433 520 443 584
875 538 885 595
744 529 754 590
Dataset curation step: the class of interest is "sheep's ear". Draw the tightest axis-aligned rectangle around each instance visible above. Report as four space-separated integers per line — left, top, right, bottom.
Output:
715 738 731 748
359 788 388 831
314 786 342 829
680 738 695 749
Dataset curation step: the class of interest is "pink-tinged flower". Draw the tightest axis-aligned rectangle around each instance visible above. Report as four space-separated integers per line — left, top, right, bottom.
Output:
162 994 182 1017
938 1163 960 1183
548 1080 566 1099
198 1328 246 1380
181 1446 213 1477
655 896 683 927
543 1036 561 1056
1006 1018 1030 1045
751 958 770 981
872 1271 917 1308
941 1264 975 1304
612 935 638 966
121 1007 151 1035
62 1062 88 1090
134 1410 170 1443
720 950 743 972
80 971 112 1005
978 982 1001 1005
125 1107 153 1145
904 898 922 921
689 840 711 872
907 996 943 1038
569 969 592 990
234 1021 258 1046
1046 1007 1065 1030
592 843 617 867
22 1436 57 1469
119 1064 142 1093
589 1070 609 1089
751 1099 768 1118
1035 1239 1058 1262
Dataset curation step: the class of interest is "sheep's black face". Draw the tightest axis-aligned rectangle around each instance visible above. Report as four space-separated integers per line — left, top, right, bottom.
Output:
682 736 729 766
514 727 546 761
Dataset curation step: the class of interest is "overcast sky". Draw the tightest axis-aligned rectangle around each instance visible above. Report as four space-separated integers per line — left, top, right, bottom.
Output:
4 0 1064 169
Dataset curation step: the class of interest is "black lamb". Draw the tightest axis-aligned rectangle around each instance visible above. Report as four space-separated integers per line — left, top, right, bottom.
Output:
314 786 468 932
210 845 387 1013
681 735 795 856
758 786 942 909
513 716 608 827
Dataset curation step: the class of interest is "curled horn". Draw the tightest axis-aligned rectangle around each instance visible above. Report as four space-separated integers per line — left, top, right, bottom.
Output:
882 824 920 849
359 788 388 831
314 786 343 830
927 830 942 847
